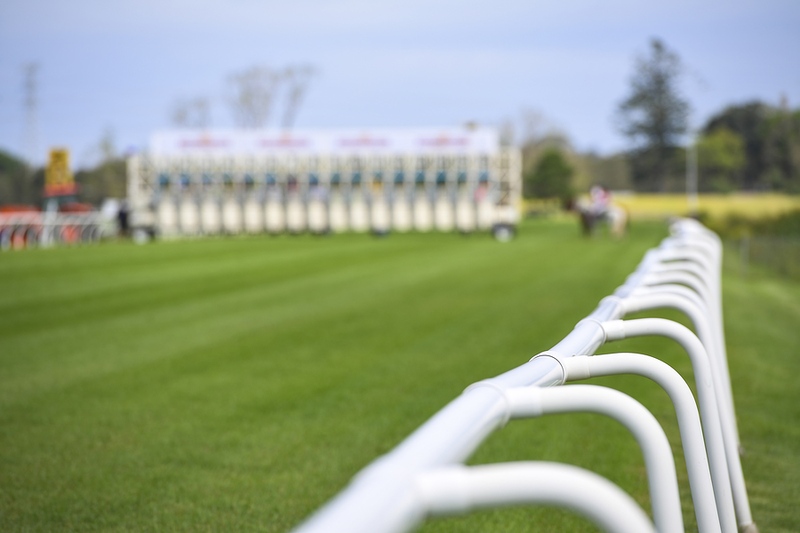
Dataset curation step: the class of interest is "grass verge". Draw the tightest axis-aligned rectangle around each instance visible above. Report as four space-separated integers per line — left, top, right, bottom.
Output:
1 218 797 532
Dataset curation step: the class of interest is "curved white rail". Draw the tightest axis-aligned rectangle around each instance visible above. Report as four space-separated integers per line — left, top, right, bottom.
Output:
501 384 683 533
417 462 656 533
291 219 758 533
555 353 722 533
601 318 746 532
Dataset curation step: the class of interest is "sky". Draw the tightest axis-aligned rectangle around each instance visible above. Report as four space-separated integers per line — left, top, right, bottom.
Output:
0 0 798 168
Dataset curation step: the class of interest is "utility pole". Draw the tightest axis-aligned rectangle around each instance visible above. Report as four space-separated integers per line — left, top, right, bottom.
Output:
22 63 39 168
18 62 41 205
686 130 698 217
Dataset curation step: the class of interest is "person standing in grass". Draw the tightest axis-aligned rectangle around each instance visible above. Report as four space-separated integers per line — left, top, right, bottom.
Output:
117 200 130 238
590 184 611 220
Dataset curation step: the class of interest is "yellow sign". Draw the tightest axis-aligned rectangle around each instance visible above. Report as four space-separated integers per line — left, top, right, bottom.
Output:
45 148 76 197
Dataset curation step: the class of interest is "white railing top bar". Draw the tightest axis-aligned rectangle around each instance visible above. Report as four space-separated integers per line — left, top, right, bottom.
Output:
291 218 754 533
417 462 657 533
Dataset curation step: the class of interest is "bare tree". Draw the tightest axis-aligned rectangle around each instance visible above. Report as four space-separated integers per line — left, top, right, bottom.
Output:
519 109 548 145
98 127 117 161
228 66 282 128
517 109 572 168
171 97 210 129
168 64 315 131
280 65 315 130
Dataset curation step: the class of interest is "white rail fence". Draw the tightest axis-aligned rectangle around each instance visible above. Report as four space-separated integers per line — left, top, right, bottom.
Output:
291 218 758 533
0 212 105 250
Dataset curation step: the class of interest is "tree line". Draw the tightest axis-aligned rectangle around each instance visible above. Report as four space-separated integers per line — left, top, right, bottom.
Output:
524 39 800 201
0 150 126 208
2 41 798 208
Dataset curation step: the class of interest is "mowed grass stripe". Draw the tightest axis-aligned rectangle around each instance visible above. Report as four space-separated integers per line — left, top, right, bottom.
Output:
1 235 474 395
1 225 651 403
720 272 800 533
0 222 666 531
11 219 797 532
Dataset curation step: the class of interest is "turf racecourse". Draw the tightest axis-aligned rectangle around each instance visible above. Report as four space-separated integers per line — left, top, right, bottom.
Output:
1 219 798 532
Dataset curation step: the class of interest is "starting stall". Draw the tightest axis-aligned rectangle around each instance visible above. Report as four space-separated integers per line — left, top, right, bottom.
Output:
127 127 521 240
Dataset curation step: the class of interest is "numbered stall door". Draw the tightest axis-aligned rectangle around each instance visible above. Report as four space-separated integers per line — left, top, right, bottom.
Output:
285 198 306 233
476 199 495 230
413 192 433 232
328 197 348 233
370 198 390 233
222 198 243 234
179 199 200 235
455 193 476 233
391 195 412 232
307 200 328 234
157 200 179 237
243 200 264 234
434 193 454 231
349 193 369 233
201 199 221 235
264 199 285 233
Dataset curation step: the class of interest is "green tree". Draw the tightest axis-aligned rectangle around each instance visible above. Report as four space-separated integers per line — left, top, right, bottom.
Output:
696 128 746 192
74 158 127 205
703 100 800 192
73 129 128 205
0 149 42 206
582 152 633 191
524 148 574 200
762 106 800 193
703 101 769 189
616 38 690 192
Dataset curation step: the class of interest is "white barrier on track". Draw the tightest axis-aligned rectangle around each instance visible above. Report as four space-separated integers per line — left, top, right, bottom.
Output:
291 218 758 533
0 211 104 250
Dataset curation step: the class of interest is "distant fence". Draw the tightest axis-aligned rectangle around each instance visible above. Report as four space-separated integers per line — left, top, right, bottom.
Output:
738 235 800 280
292 218 758 533
0 212 104 251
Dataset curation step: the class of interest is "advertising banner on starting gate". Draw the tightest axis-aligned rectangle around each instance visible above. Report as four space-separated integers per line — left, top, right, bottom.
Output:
149 128 500 157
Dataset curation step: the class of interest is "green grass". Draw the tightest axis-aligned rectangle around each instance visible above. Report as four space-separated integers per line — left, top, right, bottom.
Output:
1 219 798 532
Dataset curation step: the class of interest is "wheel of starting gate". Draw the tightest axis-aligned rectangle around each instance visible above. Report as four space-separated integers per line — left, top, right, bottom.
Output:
132 228 151 244
491 223 515 243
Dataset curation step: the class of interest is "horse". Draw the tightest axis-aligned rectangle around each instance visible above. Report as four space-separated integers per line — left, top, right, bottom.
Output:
575 198 628 238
